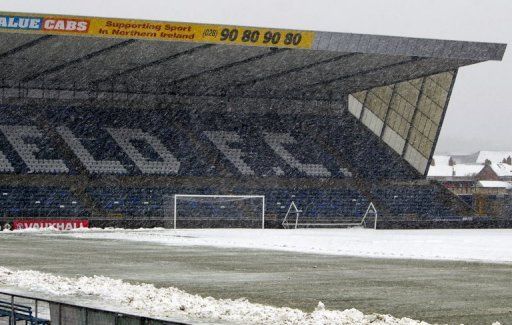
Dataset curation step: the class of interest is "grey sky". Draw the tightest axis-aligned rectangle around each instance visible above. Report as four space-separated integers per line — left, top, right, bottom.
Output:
1 0 510 154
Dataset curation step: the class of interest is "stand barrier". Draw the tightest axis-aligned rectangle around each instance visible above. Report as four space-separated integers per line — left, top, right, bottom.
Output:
0 290 189 325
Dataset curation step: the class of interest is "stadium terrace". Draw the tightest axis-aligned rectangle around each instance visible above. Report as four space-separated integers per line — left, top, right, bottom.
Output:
0 11 506 229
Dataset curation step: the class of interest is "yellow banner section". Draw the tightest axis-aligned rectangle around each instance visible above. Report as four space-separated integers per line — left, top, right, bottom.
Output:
0 12 315 49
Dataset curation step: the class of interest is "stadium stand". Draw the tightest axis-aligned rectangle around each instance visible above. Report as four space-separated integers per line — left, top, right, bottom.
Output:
0 105 476 227
0 13 507 228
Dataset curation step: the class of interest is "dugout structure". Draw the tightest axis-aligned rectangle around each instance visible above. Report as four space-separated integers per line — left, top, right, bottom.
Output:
0 12 507 228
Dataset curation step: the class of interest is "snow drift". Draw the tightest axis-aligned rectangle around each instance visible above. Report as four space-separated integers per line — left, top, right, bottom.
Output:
0 266 433 325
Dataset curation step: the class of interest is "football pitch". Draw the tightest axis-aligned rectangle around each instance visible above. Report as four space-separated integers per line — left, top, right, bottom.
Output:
0 230 511 324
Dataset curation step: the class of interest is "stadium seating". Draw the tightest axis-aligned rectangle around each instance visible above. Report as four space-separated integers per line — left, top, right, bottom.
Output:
0 105 418 179
47 107 351 178
371 184 460 218
87 187 165 218
0 187 84 218
265 188 369 219
0 105 478 225
314 115 420 180
85 186 369 222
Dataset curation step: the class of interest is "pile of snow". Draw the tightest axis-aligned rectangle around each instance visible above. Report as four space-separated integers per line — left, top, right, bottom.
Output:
52 228 512 264
0 266 431 325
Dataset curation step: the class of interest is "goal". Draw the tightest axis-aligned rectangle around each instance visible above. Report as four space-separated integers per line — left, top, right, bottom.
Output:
282 201 378 229
172 194 265 229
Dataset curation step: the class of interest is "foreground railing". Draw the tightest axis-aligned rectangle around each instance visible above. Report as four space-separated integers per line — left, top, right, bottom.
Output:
0 290 189 325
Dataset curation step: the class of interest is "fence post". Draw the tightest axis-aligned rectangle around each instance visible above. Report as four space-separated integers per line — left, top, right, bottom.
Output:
10 295 14 325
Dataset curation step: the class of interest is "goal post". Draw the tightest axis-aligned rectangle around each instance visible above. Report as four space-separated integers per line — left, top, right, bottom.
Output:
361 202 378 229
172 194 265 229
281 201 302 229
282 201 378 229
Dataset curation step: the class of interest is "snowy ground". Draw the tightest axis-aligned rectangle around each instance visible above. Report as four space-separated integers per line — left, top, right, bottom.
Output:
1 227 510 324
0 266 439 325
45 227 512 264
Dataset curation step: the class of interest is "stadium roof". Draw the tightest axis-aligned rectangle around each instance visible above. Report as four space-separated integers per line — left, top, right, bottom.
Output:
0 11 507 101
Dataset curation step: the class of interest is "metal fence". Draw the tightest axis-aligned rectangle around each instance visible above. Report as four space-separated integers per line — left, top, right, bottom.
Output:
0 291 189 325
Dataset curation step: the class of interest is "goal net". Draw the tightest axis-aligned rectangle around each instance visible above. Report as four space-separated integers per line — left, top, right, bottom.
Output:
171 194 265 229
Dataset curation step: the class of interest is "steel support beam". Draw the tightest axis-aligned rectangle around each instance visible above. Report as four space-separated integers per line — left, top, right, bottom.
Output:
22 39 137 82
91 43 214 85
0 35 53 60
165 47 288 88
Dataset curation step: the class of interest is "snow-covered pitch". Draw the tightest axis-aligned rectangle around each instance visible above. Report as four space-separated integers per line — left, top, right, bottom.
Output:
1 227 510 325
57 227 512 264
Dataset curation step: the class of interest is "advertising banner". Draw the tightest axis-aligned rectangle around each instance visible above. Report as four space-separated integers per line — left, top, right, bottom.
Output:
12 219 89 230
0 12 315 49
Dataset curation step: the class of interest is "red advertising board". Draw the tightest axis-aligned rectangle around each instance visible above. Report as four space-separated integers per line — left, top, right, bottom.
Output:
13 219 89 230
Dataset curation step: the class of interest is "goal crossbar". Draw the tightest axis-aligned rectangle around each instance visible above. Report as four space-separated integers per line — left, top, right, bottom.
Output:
173 194 265 229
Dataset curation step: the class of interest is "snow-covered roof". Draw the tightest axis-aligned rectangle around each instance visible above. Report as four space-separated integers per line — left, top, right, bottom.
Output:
427 164 484 177
491 163 512 177
429 162 512 179
451 152 479 164
477 180 512 189
475 151 512 164
431 155 451 166
441 151 512 165
428 165 454 177
454 164 485 177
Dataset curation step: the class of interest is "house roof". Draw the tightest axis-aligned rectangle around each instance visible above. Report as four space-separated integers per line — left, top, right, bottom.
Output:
477 180 512 189
432 155 451 166
447 151 512 165
491 163 512 177
428 164 484 177
476 151 512 164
